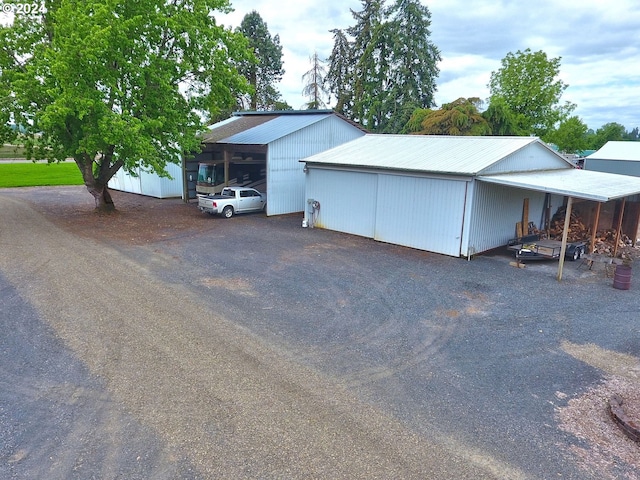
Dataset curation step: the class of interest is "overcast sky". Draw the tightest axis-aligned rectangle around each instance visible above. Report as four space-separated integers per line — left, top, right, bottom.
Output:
218 0 640 131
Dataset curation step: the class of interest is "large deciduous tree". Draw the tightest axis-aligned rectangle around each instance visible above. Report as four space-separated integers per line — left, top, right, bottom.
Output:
0 0 250 211
546 116 589 154
488 48 575 139
585 122 627 150
326 0 440 133
236 10 285 111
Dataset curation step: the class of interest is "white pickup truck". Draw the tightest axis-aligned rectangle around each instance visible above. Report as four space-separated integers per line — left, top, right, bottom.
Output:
197 186 266 218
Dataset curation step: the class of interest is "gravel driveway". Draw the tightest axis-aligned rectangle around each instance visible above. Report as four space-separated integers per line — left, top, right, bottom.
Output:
1 186 639 479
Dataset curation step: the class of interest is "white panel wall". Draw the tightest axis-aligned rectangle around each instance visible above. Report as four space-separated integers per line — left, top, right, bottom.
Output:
305 168 377 238
109 162 183 198
481 143 570 174
584 159 640 176
305 168 469 257
267 116 365 215
374 174 468 256
465 181 546 255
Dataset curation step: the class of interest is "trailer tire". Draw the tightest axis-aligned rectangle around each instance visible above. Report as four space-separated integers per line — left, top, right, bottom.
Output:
222 206 234 218
571 247 582 261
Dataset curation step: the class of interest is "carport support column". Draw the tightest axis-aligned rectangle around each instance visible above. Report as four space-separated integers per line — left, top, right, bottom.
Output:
557 196 573 282
590 202 601 254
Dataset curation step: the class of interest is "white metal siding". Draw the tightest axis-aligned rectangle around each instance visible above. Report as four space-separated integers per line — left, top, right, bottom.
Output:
109 168 142 195
374 175 467 256
305 168 468 257
585 159 640 176
481 143 570 174
267 116 365 215
466 181 546 254
305 168 377 237
109 163 183 198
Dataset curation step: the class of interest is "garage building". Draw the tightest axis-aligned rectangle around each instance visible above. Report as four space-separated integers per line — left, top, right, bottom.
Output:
585 141 640 176
184 110 366 215
302 135 640 258
108 110 366 212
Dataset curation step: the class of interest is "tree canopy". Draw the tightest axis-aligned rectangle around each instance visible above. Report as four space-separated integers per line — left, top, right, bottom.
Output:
488 48 575 139
545 116 589 154
0 0 251 210
404 98 491 136
326 0 440 133
236 10 285 111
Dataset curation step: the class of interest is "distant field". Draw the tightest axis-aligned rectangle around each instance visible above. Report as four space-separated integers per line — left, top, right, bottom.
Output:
0 162 84 188
0 144 27 159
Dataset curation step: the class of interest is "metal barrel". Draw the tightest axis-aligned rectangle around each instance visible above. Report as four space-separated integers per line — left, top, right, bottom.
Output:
613 265 632 290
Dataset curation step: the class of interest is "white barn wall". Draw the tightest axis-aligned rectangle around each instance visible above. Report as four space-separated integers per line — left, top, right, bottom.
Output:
268 116 365 215
306 168 378 237
139 163 183 198
109 167 142 195
585 159 640 176
466 181 546 254
306 168 469 256
109 162 183 198
374 174 468 256
481 143 569 174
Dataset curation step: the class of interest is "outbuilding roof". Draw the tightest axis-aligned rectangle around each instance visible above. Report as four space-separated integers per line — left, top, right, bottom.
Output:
301 134 561 175
201 110 366 146
478 169 640 202
587 141 640 161
303 134 640 202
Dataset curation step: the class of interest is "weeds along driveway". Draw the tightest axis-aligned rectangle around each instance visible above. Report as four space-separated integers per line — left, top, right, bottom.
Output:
1 186 639 479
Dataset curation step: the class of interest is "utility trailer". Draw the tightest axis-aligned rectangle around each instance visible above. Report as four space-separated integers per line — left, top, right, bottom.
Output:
507 234 587 261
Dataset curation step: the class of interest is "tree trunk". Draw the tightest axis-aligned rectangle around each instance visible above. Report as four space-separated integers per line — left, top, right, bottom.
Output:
75 160 115 212
88 184 116 212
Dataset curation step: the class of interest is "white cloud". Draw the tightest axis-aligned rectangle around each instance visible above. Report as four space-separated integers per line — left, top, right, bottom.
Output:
221 0 640 130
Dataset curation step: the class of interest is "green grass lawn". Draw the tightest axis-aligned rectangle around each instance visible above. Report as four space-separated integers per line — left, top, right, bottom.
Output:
0 161 84 188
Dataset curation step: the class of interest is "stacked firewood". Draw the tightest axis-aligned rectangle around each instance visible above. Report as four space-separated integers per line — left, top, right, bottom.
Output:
548 206 638 258
548 207 589 243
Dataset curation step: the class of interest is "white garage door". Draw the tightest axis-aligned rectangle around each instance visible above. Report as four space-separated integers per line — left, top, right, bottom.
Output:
306 168 377 238
374 175 467 256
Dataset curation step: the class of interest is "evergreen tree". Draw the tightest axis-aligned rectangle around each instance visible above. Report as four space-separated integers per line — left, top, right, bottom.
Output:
236 11 285 110
348 0 387 129
302 52 328 109
325 28 353 115
326 0 440 133
382 0 440 133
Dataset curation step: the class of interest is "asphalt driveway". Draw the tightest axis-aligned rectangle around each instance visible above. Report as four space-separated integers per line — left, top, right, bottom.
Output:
1 187 639 479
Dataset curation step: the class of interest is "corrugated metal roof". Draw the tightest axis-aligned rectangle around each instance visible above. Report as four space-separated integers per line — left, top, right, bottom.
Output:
478 169 640 202
587 141 640 161
219 114 331 145
302 134 551 175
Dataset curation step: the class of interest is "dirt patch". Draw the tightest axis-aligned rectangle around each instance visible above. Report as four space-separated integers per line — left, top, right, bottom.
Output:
557 342 640 479
19 187 211 245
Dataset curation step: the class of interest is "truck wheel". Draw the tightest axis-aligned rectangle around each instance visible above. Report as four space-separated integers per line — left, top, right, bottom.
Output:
571 248 581 261
222 206 234 218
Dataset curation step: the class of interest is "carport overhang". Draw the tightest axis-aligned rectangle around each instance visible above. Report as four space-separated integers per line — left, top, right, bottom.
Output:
477 169 640 281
